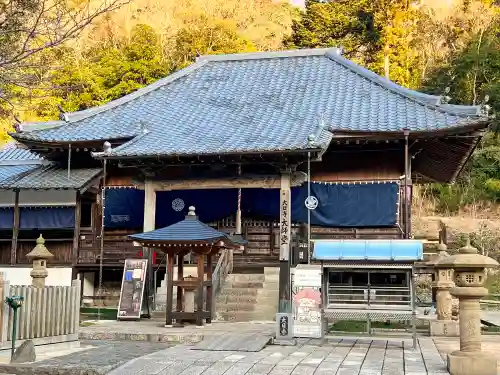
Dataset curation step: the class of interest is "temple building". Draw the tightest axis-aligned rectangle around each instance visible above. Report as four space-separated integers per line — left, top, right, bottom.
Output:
0 48 490 316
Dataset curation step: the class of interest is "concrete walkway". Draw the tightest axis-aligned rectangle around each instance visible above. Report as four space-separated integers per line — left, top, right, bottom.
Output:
108 337 449 375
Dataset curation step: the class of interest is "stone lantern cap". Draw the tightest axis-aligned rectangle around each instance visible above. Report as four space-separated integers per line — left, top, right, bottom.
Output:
428 241 450 268
436 236 498 269
26 235 54 260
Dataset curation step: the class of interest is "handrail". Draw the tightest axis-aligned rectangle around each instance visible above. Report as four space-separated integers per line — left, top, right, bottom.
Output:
211 249 232 317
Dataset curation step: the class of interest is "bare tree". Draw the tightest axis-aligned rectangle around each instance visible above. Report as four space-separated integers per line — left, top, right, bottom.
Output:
0 0 130 103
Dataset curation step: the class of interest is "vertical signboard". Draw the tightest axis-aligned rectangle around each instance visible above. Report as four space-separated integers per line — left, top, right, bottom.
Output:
117 258 148 320
275 313 294 341
279 188 291 261
292 265 323 338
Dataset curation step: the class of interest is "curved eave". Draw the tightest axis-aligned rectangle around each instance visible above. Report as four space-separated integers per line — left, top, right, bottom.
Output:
130 236 241 250
330 119 490 139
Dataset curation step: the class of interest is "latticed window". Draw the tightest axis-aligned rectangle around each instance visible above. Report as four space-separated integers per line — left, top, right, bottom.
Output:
465 274 475 284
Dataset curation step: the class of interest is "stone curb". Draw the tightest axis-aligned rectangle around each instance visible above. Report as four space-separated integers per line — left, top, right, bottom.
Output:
78 331 204 343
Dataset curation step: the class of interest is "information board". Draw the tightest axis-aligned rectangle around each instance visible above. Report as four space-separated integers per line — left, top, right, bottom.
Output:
117 259 148 320
292 265 323 338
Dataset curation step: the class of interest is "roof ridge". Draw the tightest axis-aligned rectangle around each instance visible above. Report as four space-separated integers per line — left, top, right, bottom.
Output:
324 50 483 119
196 48 338 62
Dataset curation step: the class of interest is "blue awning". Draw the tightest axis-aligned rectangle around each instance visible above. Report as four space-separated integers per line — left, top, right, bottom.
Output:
312 240 423 261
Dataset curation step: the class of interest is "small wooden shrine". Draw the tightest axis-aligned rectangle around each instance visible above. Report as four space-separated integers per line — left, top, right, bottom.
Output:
130 206 245 327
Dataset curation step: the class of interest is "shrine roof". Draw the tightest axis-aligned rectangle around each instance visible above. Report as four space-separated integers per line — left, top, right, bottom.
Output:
130 206 246 246
0 143 42 164
10 49 489 158
0 165 102 190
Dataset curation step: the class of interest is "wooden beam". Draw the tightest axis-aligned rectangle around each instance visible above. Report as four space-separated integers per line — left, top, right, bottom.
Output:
10 189 20 265
133 173 307 191
278 171 291 313
72 191 82 276
196 253 204 326
206 254 213 324
165 253 174 327
176 253 183 314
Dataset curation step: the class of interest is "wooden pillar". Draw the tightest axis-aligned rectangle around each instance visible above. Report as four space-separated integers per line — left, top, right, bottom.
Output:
206 253 213 324
278 170 291 313
72 191 82 279
176 253 184 313
11 189 20 265
196 253 205 326
143 179 156 314
165 252 174 327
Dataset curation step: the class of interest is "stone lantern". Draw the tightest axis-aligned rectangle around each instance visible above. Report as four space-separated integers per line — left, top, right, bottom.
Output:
436 236 499 375
429 241 458 336
26 235 54 288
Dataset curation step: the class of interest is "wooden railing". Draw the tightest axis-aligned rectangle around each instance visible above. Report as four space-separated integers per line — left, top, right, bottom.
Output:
78 229 140 265
210 249 232 316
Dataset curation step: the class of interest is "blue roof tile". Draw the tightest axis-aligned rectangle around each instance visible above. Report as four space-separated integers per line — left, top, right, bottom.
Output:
0 166 102 190
0 165 38 184
11 49 489 158
0 143 42 164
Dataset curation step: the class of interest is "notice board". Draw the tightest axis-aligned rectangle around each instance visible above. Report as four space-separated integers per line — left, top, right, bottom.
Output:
117 258 148 320
292 265 323 338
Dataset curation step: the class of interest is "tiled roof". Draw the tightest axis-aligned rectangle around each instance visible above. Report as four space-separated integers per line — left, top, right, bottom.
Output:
0 165 38 184
131 209 239 244
11 49 489 158
0 143 43 165
0 166 102 190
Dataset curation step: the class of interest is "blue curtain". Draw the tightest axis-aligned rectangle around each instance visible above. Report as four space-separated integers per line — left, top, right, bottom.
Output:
242 182 399 227
104 188 238 229
20 207 75 229
155 189 238 228
104 182 399 229
0 208 13 229
104 188 145 228
0 207 75 229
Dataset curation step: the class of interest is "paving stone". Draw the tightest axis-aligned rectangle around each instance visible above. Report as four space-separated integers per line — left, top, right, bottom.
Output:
178 365 210 375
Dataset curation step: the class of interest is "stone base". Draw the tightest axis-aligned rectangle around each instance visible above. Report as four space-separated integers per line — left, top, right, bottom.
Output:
429 320 459 337
448 351 497 375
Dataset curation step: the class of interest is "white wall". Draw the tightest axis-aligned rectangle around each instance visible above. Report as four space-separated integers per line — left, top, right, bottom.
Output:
0 190 76 207
0 267 73 286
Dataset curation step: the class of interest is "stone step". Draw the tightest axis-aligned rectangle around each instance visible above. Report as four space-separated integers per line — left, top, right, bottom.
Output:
263 274 279 282
264 267 280 275
223 281 264 289
219 288 258 297
256 289 279 297
215 311 276 322
216 303 255 312
226 274 265 282
217 295 277 304
217 295 258 304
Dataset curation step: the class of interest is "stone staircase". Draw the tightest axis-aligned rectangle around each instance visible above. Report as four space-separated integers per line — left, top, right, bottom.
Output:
215 267 279 322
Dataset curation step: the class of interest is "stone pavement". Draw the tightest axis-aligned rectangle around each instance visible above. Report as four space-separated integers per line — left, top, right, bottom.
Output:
108 337 450 375
79 320 275 343
0 340 172 375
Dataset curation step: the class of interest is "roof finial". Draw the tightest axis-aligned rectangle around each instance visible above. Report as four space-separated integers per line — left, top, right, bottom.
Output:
103 141 112 154
57 104 69 122
187 206 196 216
440 87 451 104
481 95 491 117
